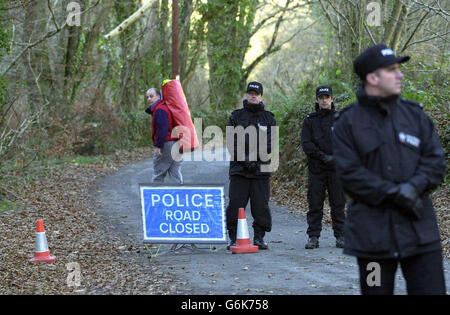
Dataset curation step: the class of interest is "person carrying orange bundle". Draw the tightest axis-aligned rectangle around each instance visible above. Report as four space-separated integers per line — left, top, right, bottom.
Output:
145 87 183 183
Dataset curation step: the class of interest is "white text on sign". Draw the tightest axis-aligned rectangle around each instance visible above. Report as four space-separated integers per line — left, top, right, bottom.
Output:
151 193 215 208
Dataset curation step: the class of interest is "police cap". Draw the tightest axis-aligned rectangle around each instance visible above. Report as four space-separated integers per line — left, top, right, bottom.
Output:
354 43 410 81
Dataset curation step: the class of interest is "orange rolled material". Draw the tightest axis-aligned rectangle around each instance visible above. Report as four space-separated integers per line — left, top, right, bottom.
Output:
161 80 199 153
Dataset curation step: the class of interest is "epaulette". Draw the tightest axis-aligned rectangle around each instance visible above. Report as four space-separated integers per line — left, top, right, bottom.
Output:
306 112 318 119
334 104 354 120
401 98 424 109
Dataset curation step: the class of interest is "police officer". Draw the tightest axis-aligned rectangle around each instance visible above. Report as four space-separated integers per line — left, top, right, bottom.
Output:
226 81 277 250
301 86 346 249
332 44 446 295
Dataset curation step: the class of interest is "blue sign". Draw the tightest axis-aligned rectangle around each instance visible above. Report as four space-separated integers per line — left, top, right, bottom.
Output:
139 184 227 244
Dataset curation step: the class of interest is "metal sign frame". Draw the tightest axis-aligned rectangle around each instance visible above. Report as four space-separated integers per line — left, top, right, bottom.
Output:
139 183 227 244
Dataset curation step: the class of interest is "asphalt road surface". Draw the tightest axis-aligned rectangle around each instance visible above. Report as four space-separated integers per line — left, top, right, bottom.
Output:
95 148 449 295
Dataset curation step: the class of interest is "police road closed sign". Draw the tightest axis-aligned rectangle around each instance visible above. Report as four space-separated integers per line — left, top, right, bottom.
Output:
139 184 227 244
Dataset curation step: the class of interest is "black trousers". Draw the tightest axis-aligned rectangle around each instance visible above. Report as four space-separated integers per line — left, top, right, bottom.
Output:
306 170 346 237
226 175 271 238
357 250 447 295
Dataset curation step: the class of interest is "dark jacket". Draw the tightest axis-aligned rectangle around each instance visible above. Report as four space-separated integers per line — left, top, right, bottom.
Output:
332 86 446 259
227 100 277 179
301 102 337 173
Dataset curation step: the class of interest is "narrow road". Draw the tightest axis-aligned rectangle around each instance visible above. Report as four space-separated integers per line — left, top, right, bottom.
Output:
95 149 449 295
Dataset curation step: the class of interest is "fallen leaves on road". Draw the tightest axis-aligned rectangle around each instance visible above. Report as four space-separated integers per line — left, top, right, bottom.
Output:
1 146 447 295
0 148 186 295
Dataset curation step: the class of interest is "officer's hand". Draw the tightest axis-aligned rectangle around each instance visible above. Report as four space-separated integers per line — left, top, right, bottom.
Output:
321 154 334 166
393 183 418 208
393 183 423 220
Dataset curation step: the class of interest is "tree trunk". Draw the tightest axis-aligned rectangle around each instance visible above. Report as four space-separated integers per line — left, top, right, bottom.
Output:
206 0 258 110
383 0 404 47
159 0 170 79
22 1 45 113
391 3 409 52
206 1 240 110
114 0 139 111
179 0 196 86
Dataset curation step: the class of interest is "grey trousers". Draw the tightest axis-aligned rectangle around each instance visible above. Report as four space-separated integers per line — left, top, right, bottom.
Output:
152 141 183 183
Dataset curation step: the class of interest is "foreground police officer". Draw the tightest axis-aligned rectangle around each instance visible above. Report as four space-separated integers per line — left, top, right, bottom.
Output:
301 86 346 249
226 82 277 250
332 44 446 295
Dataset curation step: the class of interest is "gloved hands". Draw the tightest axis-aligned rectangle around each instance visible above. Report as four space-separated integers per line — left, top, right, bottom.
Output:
319 152 334 167
387 183 423 220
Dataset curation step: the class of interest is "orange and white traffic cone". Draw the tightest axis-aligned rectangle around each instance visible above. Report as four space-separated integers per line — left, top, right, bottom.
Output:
230 208 259 254
29 220 56 263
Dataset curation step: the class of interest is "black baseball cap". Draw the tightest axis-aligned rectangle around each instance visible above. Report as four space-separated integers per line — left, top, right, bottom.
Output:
316 86 332 97
246 81 263 95
354 43 410 81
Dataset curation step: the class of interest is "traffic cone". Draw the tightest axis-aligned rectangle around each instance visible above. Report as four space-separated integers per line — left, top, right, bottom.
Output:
29 220 56 263
230 208 258 254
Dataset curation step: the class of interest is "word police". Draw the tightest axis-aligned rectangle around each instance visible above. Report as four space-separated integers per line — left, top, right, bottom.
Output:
151 193 215 208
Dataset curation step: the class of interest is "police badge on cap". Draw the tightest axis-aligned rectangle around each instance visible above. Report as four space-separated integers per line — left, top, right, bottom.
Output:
247 81 263 95
354 43 410 81
316 86 333 97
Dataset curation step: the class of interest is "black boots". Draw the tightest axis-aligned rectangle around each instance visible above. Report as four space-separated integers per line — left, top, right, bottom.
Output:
253 237 268 250
305 236 319 249
336 236 345 248
253 230 268 250
228 229 269 250
227 230 236 250
305 236 344 249
227 238 236 250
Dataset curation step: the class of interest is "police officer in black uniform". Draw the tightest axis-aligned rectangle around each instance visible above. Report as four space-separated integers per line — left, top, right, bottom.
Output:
332 44 446 295
226 81 277 250
301 86 346 249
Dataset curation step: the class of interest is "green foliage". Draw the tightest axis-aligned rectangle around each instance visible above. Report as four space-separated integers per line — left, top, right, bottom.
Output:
266 87 311 149
0 27 10 53
202 0 258 110
0 199 18 214
0 0 447 181
267 75 355 151
112 111 153 150
190 106 230 133
138 52 168 98
273 58 450 185
0 75 7 114
0 0 11 119
0 0 11 54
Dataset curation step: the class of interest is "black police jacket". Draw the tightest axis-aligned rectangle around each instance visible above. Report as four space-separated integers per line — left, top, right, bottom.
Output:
301 103 336 173
332 86 446 259
226 100 277 179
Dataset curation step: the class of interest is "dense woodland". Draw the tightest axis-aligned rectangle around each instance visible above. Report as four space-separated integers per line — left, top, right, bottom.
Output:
0 1 449 294
0 0 448 195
